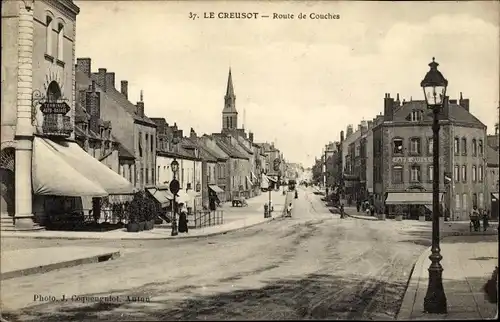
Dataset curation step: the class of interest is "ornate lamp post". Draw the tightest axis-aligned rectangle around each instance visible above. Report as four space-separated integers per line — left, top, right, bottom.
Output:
421 57 448 314
170 159 179 236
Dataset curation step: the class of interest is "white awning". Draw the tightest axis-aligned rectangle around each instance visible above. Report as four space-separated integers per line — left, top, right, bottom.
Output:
33 137 134 196
385 192 443 205
147 188 171 208
267 175 277 183
261 174 269 189
251 171 258 181
246 176 253 185
492 193 499 201
32 137 108 197
209 185 224 193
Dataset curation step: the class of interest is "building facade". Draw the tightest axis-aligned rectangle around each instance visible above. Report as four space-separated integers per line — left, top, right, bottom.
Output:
373 93 488 220
1 0 80 228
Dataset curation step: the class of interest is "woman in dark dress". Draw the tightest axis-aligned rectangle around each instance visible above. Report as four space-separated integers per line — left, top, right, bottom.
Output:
178 203 188 233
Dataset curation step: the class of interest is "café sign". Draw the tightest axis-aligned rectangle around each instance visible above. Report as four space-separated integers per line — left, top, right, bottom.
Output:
392 156 444 163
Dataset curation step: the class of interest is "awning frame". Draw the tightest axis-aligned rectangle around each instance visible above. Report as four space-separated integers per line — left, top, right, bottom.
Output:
209 185 224 193
385 192 443 205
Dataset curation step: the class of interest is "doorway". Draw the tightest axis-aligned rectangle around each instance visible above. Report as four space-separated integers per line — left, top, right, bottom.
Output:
0 148 15 216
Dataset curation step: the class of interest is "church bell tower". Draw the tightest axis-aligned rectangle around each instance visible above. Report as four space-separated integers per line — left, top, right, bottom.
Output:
222 68 238 132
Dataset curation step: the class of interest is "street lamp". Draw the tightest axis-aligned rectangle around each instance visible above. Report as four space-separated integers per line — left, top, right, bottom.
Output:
170 159 179 236
421 57 448 314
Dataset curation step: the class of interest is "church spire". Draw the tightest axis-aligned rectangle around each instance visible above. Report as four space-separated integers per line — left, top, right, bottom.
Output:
226 67 235 97
222 67 238 132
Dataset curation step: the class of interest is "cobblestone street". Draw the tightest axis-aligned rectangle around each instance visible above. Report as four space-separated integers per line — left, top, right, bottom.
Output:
1 188 431 321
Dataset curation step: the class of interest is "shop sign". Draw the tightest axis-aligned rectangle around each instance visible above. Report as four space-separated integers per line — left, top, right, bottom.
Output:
392 156 444 163
40 101 70 114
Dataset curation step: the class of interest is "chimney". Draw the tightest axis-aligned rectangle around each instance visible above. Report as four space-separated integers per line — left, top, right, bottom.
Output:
76 58 91 77
97 68 107 92
136 102 144 117
367 120 373 129
340 130 344 142
136 90 145 117
85 85 100 134
459 92 470 112
346 125 353 137
384 93 395 121
105 72 115 90
190 127 197 138
120 80 128 99
395 93 401 107
91 80 96 93
442 95 450 120
249 132 254 142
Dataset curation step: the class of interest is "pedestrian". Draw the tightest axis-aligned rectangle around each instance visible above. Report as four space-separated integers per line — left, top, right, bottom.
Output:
370 205 375 216
178 203 188 233
340 204 345 219
483 266 498 304
356 200 360 213
482 209 490 232
286 202 293 217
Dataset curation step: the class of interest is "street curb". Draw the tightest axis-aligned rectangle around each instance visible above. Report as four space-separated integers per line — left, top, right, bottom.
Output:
1 250 121 280
0 218 277 241
344 212 379 221
397 246 430 320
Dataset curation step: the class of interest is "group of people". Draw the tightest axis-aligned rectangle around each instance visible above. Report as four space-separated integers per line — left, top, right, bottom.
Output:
469 206 490 232
356 200 375 216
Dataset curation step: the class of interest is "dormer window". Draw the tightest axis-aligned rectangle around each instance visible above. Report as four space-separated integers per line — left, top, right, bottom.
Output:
410 110 423 122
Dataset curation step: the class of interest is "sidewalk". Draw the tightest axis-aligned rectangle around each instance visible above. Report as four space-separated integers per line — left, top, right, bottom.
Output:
397 235 498 320
1 247 120 280
0 191 288 240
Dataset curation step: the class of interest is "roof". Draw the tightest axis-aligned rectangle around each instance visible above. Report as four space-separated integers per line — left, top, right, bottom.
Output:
199 136 230 160
88 73 156 126
487 135 498 150
191 137 225 162
118 143 135 159
392 100 485 127
486 144 499 167
234 135 254 155
185 137 218 162
213 136 248 159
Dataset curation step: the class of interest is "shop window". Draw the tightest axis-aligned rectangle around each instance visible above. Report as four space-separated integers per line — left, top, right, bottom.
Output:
392 165 403 183
461 137 467 155
393 139 403 154
410 165 421 183
409 138 421 155
454 137 460 155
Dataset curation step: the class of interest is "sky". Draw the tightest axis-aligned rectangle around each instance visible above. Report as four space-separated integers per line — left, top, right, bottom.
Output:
74 0 499 167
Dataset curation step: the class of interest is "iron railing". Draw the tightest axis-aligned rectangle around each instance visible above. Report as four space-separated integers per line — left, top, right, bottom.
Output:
192 210 224 228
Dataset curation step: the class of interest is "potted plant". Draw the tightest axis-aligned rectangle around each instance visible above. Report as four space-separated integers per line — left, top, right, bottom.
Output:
126 202 139 232
418 206 426 222
395 205 404 221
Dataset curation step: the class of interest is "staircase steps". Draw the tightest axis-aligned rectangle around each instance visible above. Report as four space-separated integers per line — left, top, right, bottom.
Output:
1 215 44 231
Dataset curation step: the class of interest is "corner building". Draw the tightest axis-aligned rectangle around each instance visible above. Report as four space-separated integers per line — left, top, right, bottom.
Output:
373 93 488 220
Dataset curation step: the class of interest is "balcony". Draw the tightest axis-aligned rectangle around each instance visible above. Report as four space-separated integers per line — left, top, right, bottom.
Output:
42 114 73 138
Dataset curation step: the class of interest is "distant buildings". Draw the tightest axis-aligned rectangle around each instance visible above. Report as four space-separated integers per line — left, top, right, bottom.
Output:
319 91 496 222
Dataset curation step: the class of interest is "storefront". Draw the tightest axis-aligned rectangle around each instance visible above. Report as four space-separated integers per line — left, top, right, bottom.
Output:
385 191 444 220
209 184 225 204
31 136 134 226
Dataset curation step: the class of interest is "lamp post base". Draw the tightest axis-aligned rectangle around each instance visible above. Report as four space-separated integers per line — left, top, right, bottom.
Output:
424 267 448 314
